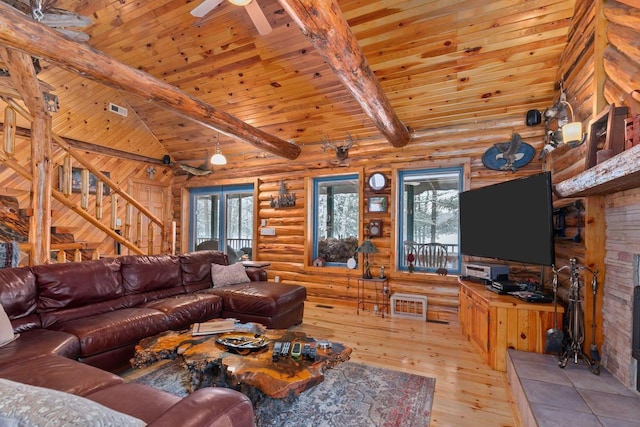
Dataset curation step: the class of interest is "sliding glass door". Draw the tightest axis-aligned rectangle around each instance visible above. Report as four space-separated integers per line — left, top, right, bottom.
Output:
190 185 254 263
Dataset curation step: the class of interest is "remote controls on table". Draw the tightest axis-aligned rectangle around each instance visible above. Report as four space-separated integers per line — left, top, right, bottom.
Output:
272 341 283 361
272 341 317 361
291 342 302 358
280 341 291 357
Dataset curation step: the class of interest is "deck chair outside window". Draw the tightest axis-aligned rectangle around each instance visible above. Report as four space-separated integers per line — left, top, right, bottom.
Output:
419 243 448 269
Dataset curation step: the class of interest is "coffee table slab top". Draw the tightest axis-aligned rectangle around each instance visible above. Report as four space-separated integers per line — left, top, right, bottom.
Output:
132 323 352 399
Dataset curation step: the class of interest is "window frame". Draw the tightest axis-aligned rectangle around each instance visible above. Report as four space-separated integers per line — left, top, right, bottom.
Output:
308 171 362 268
392 161 469 275
189 184 254 261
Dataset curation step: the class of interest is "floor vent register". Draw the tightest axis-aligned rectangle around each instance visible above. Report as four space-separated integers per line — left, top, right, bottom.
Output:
390 293 428 321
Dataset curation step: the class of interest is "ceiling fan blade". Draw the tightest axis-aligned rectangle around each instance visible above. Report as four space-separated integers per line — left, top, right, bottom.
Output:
245 0 272 35
190 0 224 18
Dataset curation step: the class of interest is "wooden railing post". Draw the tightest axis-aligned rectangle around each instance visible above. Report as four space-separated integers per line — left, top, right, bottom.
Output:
3 106 15 158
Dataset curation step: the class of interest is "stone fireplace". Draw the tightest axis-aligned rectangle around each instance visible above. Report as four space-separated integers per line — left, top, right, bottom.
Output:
601 187 640 390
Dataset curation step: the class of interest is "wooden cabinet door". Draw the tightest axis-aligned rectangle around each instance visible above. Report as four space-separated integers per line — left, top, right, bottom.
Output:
470 298 489 359
459 289 472 338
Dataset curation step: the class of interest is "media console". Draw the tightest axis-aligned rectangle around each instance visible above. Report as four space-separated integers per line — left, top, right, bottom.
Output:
458 278 563 371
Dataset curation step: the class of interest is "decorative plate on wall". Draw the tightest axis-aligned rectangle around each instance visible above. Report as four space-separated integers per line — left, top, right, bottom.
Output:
482 133 535 172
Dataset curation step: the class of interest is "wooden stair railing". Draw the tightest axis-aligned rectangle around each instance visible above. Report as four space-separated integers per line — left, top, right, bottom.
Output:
0 98 174 258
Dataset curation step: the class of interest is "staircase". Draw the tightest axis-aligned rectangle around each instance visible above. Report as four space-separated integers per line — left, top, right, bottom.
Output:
0 97 174 266
0 195 100 264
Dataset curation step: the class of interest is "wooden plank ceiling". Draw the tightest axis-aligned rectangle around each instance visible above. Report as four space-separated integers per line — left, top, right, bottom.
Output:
0 0 576 165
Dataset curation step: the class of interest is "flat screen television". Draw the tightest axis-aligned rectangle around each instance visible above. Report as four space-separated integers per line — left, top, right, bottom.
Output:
459 171 555 266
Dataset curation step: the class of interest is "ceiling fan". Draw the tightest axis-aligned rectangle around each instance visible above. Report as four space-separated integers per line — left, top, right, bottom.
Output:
191 0 272 35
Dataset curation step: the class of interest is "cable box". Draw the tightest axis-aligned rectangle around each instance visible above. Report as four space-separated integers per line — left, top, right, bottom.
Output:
487 280 524 294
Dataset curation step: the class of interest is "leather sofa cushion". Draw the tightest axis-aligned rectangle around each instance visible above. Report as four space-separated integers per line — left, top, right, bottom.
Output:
143 294 223 330
0 329 79 369
120 254 182 294
34 258 123 310
86 383 181 424
0 267 37 320
0 354 123 396
38 296 130 329
180 250 228 289
206 281 307 317
87 384 255 427
47 308 168 357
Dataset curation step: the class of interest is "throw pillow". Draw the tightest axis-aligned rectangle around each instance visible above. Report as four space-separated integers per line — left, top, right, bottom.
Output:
0 378 146 427
0 304 17 347
211 262 251 287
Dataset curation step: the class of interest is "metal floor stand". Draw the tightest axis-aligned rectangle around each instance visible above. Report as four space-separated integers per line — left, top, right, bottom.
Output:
554 257 600 375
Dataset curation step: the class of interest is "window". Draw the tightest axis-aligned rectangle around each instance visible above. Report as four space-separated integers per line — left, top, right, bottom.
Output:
397 167 462 273
190 185 254 263
313 174 359 265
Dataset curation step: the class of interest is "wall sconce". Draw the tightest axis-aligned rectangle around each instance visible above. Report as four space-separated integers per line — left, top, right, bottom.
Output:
543 90 587 152
210 135 227 165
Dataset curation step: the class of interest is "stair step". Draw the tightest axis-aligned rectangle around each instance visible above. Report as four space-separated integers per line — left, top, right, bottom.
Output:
51 226 78 235
51 242 101 251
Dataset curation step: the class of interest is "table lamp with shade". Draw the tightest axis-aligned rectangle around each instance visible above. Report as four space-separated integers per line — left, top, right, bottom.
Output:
356 239 378 279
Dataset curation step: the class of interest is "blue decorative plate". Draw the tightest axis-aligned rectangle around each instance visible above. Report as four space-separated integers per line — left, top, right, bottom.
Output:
482 142 535 171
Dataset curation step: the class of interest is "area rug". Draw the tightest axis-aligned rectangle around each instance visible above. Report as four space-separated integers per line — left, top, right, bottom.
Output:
128 361 435 427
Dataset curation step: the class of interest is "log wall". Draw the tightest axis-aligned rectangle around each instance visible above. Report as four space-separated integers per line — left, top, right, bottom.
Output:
547 0 640 386
173 117 548 320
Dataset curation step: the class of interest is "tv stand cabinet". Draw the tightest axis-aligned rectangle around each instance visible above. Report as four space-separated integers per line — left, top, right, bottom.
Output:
458 279 563 371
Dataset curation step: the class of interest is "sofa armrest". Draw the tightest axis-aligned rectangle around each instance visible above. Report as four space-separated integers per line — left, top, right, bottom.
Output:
146 387 255 427
245 267 267 282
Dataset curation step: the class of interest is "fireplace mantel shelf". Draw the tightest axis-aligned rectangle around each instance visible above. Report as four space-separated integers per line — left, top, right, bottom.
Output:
554 143 640 198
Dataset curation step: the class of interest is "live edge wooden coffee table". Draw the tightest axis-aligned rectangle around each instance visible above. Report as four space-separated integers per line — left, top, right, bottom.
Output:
132 323 352 400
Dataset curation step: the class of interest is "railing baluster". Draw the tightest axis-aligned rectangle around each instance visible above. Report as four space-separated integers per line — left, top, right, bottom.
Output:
148 222 154 255
4 106 16 158
96 181 103 219
81 168 89 210
63 155 71 196
136 211 142 246
110 194 117 229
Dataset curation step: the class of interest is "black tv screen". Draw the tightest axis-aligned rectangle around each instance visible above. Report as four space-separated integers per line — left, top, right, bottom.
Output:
459 172 555 266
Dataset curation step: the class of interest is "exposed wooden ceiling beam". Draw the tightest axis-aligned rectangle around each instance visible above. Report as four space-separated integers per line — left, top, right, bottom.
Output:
0 2 301 160
278 0 411 148
0 122 166 165
0 47 48 116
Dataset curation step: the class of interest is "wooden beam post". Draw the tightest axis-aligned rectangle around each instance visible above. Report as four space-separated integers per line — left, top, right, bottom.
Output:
0 45 52 265
30 112 52 265
278 0 411 148
0 2 301 160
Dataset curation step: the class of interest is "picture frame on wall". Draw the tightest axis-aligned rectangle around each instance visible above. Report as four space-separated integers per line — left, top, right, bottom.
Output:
368 196 388 213
58 166 110 196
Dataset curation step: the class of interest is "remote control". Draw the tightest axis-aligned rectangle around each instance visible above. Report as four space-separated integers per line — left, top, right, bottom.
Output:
291 342 302 358
280 341 291 357
272 341 282 361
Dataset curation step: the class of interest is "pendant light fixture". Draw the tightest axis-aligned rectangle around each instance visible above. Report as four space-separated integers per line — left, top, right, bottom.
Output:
229 0 252 5
210 134 227 165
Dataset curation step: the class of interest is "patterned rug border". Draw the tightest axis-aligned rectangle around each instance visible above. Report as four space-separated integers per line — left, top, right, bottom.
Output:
128 360 435 427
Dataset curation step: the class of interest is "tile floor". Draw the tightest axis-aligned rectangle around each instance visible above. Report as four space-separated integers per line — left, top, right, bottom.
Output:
507 349 640 427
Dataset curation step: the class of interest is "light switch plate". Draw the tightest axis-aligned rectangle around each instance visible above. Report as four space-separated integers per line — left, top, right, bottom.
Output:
260 227 276 236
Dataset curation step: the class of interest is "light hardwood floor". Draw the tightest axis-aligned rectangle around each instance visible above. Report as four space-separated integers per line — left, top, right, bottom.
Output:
294 298 521 427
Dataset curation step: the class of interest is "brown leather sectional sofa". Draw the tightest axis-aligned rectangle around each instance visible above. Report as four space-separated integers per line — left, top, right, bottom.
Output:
0 250 307 427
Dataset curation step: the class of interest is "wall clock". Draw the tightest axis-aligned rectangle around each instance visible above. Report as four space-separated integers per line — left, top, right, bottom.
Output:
369 219 382 237
368 173 387 191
